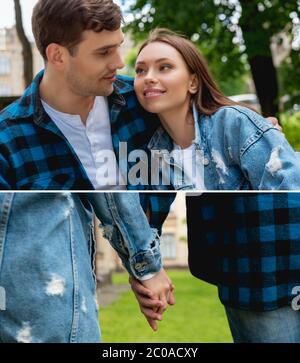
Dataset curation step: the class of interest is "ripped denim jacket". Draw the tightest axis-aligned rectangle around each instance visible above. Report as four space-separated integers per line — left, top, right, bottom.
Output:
87 193 162 279
147 105 300 190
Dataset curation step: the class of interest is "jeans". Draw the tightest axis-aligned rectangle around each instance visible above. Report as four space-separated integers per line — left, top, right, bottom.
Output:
225 305 300 343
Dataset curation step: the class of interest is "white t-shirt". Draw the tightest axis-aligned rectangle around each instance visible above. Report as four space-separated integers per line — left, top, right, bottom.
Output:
173 142 205 191
41 97 126 190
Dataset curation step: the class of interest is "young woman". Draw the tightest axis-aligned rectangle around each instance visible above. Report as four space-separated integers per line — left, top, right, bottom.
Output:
134 28 300 190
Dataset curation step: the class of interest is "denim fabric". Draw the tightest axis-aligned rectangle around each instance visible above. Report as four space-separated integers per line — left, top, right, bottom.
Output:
0 193 100 343
87 193 163 279
0 192 163 342
148 105 300 190
0 71 173 238
225 304 300 343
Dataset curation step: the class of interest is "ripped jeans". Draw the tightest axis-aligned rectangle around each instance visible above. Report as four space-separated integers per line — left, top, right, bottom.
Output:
0 193 162 342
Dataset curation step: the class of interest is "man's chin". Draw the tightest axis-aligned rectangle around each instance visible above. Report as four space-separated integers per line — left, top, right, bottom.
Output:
95 86 114 97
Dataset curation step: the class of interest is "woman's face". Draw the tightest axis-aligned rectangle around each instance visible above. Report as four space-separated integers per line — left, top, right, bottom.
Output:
134 42 197 116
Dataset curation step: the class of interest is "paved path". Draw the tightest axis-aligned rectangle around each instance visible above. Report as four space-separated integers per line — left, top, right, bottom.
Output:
97 284 131 307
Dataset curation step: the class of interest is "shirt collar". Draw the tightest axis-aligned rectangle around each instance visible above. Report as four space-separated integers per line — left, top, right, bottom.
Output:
11 70 133 119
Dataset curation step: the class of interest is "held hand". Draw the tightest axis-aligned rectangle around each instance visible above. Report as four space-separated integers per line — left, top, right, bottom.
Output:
129 270 175 331
129 276 162 331
142 269 175 314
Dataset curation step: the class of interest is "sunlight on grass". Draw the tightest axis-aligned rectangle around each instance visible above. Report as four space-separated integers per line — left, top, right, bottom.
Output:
99 269 232 343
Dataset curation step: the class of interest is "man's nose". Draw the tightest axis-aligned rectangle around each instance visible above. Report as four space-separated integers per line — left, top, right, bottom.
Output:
110 52 125 70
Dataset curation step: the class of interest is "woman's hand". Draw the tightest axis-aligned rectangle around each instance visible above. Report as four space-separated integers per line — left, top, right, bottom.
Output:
129 269 175 331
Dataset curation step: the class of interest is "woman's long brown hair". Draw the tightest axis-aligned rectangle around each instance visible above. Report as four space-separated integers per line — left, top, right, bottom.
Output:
137 28 242 116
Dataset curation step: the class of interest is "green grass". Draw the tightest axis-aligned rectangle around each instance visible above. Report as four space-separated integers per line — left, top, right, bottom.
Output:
99 269 232 343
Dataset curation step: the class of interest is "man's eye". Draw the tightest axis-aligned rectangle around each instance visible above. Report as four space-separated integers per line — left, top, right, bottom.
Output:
97 50 110 56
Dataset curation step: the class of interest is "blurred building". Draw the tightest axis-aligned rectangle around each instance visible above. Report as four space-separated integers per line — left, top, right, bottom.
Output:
95 194 188 286
0 26 44 97
0 25 134 99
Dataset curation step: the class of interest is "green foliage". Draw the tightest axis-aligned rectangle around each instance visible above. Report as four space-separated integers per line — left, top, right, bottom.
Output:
125 0 300 97
278 49 300 101
239 0 296 57
100 270 232 343
126 0 247 83
282 111 300 151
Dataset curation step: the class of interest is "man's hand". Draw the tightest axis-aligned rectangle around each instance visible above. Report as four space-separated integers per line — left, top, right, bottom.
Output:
129 269 175 331
267 116 282 133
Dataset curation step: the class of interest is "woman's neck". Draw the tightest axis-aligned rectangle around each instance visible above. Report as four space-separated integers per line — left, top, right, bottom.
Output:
159 105 195 149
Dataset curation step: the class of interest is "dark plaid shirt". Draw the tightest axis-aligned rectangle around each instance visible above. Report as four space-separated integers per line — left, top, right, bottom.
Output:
0 71 174 232
187 193 300 311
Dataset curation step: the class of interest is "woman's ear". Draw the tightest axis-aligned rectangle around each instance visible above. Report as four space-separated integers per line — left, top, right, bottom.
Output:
189 74 199 95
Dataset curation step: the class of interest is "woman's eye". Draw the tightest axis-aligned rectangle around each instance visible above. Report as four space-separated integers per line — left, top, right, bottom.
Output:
135 68 145 75
160 64 172 71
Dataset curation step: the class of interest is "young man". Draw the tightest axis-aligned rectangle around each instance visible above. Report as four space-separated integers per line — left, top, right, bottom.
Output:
0 0 174 288
0 0 175 341
131 193 300 343
0 0 158 190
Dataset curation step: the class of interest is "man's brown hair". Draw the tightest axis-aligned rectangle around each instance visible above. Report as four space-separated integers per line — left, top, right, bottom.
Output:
32 0 124 60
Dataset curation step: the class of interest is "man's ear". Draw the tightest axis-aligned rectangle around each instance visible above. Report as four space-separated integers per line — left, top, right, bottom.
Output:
45 44 66 70
189 74 199 95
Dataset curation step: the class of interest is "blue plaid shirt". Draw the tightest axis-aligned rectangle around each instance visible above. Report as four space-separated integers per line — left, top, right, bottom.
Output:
0 71 174 232
187 193 300 311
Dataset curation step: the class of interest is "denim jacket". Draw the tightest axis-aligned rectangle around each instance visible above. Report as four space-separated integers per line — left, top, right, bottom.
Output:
87 193 162 279
0 192 161 342
148 105 300 190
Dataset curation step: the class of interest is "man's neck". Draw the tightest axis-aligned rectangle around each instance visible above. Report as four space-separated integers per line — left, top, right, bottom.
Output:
39 70 96 125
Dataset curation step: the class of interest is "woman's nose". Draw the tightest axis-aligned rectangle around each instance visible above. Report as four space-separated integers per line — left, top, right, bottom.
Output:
144 70 158 84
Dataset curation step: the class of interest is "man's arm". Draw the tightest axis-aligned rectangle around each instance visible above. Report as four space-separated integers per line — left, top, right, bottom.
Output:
86 192 175 322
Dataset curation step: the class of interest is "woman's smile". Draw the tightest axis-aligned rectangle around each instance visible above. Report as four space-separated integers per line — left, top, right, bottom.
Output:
143 88 167 99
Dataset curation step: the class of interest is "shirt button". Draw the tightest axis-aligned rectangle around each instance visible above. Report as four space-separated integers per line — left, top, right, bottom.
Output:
203 158 210 166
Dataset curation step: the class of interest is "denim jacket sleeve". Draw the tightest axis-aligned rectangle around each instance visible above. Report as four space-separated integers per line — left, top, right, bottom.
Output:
85 193 162 280
221 106 300 189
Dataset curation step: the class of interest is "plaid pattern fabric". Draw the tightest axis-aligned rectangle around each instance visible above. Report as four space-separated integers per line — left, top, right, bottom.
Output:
0 71 174 232
186 193 300 311
0 71 93 190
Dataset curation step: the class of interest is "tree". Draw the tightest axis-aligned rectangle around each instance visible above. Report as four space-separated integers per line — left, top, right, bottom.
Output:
126 0 299 117
13 0 33 88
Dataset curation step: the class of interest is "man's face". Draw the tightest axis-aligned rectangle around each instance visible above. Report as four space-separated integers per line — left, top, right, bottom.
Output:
64 28 125 97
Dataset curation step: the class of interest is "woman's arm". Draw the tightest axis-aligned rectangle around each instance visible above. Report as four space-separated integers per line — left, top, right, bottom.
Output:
240 128 300 189
220 106 300 189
